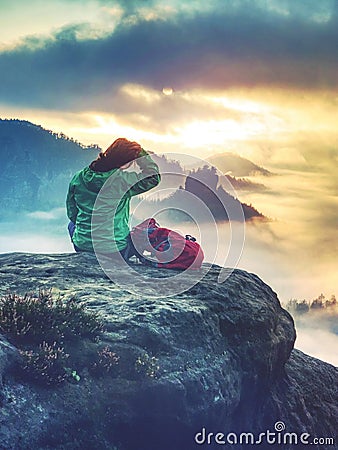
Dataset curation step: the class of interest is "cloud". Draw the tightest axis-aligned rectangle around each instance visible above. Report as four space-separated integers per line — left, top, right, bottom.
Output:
0 0 338 112
295 326 338 366
256 134 338 191
97 85 245 132
26 207 66 220
291 307 338 366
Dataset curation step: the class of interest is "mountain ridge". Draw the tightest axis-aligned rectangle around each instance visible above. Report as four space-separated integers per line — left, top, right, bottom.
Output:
0 119 267 221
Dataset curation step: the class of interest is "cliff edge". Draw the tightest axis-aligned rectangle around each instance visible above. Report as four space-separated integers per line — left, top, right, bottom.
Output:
0 253 336 450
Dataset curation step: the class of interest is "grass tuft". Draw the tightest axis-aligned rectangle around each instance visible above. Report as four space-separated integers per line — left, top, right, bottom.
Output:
0 289 104 386
0 289 103 346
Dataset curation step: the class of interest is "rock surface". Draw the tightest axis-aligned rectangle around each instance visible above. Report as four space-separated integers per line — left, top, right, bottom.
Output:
0 252 337 450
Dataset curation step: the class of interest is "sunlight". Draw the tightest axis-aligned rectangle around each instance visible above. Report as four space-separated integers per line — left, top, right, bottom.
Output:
72 111 270 153
177 119 266 147
209 95 269 114
162 87 174 96
80 115 177 145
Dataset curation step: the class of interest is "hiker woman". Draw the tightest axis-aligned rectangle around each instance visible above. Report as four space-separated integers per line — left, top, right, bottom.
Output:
66 138 160 260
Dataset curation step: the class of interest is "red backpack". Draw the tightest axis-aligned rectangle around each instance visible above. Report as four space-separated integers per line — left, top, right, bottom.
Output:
130 218 204 270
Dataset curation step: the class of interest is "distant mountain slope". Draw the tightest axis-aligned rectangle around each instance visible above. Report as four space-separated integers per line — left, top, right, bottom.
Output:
137 166 264 222
222 174 267 192
0 119 98 213
0 120 266 222
208 152 272 177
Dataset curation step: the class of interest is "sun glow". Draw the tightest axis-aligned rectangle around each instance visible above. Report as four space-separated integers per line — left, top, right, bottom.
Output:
76 115 177 145
162 87 174 96
10 84 335 158
176 118 267 147
209 95 270 114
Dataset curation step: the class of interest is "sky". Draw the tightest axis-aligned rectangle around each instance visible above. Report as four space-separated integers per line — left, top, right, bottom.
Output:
1 0 337 154
0 0 337 360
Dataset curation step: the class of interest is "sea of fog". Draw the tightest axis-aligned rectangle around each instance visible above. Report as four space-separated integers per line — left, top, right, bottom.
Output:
1 209 337 367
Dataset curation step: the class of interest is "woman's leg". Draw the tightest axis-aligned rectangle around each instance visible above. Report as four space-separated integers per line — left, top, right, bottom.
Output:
68 221 76 238
67 221 83 253
119 234 143 261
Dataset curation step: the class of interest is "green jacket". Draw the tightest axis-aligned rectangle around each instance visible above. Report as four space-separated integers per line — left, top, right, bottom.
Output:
66 149 160 252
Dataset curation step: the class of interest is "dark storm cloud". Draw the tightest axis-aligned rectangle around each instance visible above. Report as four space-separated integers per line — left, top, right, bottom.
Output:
0 1 338 111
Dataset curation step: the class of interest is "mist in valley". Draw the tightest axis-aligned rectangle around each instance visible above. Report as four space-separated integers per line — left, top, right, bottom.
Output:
0 129 336 366
1 204 336 367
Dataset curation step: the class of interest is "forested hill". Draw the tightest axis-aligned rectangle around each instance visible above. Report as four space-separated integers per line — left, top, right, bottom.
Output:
0 119 265 221
0 119 98 213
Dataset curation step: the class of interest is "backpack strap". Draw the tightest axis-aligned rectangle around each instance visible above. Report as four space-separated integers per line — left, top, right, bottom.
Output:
185 235 197 242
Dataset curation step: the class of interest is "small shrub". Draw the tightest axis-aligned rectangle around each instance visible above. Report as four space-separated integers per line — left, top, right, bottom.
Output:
19 341 69 386
0 289 103 345
90 346 119 376
135 353 160 378
0 289 105 386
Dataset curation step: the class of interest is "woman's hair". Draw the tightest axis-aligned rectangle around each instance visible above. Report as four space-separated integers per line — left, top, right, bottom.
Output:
89 138 142 172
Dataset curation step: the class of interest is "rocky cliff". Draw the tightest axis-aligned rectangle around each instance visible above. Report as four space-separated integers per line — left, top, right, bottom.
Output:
0 253 337 450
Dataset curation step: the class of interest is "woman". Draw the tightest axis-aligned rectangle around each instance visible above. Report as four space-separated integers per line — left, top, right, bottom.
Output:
66 138 160 260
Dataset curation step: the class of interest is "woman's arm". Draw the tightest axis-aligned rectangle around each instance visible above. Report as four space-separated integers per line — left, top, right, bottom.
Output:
123 149 161 196
66 182 78 223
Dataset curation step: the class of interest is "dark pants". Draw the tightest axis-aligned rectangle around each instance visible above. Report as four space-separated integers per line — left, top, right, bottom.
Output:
67 221 139 261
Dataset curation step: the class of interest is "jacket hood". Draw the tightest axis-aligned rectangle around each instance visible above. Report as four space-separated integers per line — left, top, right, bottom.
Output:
80 167 118 193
